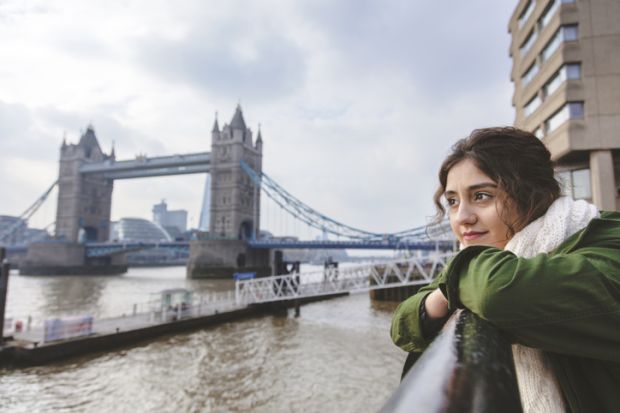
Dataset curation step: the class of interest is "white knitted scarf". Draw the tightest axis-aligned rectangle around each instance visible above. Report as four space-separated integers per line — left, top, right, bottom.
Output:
504 196 599 412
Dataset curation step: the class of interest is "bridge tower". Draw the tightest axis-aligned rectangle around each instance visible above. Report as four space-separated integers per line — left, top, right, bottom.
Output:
187 106 270 278
55 126 114 242
209 104 262 240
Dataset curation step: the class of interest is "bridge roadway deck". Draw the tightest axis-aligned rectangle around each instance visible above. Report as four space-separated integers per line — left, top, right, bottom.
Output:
84 239 455 258
247 239 455 250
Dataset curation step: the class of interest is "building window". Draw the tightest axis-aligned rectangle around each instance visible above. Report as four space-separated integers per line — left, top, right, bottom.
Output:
565 62 581 78
557 169 591 199
563 25 578 41
533 127 545 139
520 29 537 57
519 0 536 29
522 61 539 86
545 101 584 132
538 0 575 30
539 0 559 29
542 29 562 61
543 63 581 97
524 94 542 117
541 25 579 62
568 101 584 117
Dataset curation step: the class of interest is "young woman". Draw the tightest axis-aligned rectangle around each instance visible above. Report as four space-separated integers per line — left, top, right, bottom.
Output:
390 127 620 412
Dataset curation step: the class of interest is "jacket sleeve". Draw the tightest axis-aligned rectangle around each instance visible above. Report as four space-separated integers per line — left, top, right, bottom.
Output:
440 222 620 362
390 270 448 352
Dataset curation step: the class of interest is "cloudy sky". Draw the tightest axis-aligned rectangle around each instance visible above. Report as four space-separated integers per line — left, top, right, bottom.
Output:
0 0 517 237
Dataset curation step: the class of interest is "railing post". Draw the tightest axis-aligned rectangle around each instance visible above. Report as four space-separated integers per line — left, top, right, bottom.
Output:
0 248 10 344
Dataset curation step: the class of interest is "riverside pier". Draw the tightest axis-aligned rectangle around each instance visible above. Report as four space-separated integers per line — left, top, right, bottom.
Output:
0 250 451 367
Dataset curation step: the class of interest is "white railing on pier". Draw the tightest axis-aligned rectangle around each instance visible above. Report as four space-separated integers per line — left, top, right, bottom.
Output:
11 290 243 344
235 253 452 306
9 255 453 344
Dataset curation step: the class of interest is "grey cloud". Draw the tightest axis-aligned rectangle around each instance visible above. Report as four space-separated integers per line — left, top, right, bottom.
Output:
301 0 513 101
0 101 57 161
0 1 54 23
0 100 33 141
37 105 166 157
52 31 109 60
0 101 167 168
135 25 306 102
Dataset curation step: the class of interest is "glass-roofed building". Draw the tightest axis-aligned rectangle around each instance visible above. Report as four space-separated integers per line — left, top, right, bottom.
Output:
109 218 172 242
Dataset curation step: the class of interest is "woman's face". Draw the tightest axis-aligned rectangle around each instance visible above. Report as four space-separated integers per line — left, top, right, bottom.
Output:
444 158 518 249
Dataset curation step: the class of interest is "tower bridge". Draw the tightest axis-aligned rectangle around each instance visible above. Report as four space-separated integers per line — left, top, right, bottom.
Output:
15 105 455 277
19 105 267 275
53 104 261 246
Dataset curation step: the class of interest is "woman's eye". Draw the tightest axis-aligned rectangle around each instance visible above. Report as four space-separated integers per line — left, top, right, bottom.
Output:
446 198 458 206
474 192 491 201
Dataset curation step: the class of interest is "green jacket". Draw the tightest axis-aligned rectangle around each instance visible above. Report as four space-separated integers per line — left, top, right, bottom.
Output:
391 211 620 412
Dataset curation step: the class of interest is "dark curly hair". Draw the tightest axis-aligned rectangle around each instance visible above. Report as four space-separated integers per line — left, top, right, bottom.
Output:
433 127 561 236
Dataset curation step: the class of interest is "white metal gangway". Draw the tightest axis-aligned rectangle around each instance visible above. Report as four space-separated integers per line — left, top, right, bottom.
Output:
235 253 454 305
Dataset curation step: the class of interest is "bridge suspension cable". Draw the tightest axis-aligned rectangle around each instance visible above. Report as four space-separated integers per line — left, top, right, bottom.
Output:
0 180 58 243
240 161 450 242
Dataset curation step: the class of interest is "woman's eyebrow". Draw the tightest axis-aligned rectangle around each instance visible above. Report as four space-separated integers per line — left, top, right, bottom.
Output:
468 182 497 191
444 182 497 196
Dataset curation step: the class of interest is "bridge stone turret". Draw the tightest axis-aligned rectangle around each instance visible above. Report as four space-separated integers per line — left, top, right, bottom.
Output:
20 127 125 275
187 106 271 279
56 126 114 242
209 104 262 240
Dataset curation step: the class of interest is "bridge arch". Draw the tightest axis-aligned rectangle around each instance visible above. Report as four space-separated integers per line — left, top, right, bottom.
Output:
238 220 254 241
83 226 98 242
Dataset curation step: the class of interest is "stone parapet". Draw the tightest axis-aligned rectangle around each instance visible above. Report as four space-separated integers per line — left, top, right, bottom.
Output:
19 242 127 275
23 242 86 266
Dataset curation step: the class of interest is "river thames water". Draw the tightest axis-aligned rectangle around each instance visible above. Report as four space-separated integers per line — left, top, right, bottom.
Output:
0 266 405 412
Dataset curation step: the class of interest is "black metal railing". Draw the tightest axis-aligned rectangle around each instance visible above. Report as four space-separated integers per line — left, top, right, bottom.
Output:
380 310 522 413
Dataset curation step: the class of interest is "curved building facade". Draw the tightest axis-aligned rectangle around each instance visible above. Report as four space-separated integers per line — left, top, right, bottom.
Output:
109 218 172 242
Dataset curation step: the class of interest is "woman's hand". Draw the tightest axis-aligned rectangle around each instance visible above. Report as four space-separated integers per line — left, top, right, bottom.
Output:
425 288 449 319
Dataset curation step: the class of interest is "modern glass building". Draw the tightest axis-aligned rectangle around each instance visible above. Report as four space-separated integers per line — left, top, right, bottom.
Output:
109 218 172 242
152 200 188 233
509 0 620 209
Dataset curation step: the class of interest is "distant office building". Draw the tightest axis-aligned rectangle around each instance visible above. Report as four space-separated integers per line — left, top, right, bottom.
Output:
0 215 50 246
152 200 188 233
109 218 172 242
509 0 620 210
0 215 26 245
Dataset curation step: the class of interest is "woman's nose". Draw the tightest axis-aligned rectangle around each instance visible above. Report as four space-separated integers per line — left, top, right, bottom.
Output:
455 202 477 225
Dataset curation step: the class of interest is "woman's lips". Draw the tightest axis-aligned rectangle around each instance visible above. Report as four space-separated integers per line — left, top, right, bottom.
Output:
462 231 488 241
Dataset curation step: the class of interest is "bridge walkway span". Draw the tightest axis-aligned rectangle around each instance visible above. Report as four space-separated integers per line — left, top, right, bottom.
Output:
235 253 452 306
